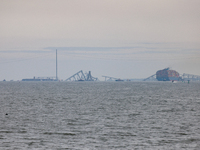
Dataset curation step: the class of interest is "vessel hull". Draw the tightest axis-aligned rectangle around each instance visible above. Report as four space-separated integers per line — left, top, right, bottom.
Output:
156 68 180 81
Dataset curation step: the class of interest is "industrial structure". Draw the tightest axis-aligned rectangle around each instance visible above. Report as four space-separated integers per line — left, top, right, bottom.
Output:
21 49 99 82
8 47 200 82
56 49 58 80
66 70 98 81
22 49 58 81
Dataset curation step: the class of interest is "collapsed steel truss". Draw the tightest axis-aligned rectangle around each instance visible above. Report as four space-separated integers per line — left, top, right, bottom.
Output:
66 70 98 81
102 76 118 81
102 76 124 81
181 73 200 81
143 74 157 81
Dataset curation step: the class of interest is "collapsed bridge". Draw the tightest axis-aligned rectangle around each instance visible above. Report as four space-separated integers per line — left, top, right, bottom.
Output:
65 70 98 81
181 73 200 81
143 68 200 81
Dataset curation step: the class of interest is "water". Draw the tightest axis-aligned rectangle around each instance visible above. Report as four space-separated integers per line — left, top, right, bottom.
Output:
0 81 200 149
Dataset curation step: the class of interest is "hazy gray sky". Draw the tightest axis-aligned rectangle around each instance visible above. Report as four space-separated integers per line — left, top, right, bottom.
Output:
0 0 200 80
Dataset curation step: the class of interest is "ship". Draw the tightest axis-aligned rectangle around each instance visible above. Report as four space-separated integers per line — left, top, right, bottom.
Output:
156 68 180 81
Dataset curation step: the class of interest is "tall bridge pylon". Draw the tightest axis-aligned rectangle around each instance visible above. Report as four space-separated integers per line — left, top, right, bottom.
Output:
86 71 98 81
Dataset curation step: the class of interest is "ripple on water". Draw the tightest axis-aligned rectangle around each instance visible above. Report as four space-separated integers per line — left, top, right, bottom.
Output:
0 82 200 149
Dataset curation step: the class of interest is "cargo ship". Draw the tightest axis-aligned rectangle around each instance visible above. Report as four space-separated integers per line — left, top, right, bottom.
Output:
156 68 180 81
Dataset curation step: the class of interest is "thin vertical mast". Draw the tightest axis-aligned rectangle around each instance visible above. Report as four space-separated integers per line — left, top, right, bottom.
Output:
56 49 57 80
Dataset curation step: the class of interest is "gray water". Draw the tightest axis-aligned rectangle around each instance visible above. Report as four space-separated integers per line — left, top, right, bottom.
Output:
0 81 200 150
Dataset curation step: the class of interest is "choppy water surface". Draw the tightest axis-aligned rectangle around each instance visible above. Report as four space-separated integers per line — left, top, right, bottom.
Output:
0 81 200 149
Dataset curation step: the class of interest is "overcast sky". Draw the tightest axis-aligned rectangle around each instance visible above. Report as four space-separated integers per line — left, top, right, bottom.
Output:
0 0 200 81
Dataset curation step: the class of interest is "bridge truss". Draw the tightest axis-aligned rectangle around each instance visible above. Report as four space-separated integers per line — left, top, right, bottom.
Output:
66 70 98 81
143 74 157 81
180 73 200 81
102 76 124 81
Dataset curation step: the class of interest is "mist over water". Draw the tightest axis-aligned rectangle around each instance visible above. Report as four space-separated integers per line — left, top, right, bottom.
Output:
0 82 200 149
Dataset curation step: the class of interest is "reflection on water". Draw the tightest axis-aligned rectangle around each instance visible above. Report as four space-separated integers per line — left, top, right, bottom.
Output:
0 82 200 149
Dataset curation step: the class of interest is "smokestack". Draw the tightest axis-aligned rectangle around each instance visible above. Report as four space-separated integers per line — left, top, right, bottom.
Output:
56 49 58 80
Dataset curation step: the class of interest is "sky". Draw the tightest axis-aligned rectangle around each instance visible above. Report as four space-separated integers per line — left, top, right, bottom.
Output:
0 0 200 81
